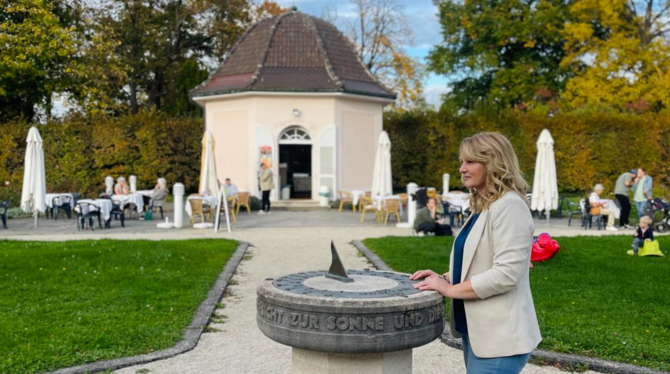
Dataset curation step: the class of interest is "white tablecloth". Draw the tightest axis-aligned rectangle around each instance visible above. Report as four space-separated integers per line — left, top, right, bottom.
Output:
185 196 218 217
443 192 470 210
45 193 75 209
111 194 145 213
135 189 154 197
351 190 366 207
372 195 403 215
75 199 113 221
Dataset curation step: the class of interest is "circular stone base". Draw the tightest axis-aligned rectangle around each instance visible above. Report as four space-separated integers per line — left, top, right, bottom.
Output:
156 222 174 229
292 347 411 374
257 270 444 354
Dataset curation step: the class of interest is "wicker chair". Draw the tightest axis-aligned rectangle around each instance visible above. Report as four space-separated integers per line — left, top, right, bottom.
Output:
360 195 381 223
338 190 354 212
188 197 212 224
357 191 372 212
382 199 401 225
236 192 251 215
222 196 237 224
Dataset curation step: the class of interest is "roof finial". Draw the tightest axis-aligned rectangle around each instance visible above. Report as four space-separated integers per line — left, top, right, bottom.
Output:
290 1 297 12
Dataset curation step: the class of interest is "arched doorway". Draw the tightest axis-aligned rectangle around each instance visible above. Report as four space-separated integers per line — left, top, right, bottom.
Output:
278 126 312 199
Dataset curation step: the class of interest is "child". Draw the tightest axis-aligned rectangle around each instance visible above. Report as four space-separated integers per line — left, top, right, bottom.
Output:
632 216 654 255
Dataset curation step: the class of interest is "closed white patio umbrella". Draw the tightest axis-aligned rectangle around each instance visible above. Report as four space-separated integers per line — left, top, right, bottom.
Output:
199 131 219 197
20 126 46 228
371 131 392 196
531 129 559 223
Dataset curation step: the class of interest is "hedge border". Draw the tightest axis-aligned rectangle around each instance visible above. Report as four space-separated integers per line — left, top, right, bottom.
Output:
49 241 250 374
352 240 665 374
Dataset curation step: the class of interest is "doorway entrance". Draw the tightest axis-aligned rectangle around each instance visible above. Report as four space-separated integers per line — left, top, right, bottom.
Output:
278 127 312 199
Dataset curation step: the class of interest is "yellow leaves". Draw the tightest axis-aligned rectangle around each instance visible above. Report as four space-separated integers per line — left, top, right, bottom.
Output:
523 40 536 48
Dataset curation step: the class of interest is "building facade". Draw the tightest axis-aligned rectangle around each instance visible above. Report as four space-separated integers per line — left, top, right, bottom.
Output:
191 11 395 200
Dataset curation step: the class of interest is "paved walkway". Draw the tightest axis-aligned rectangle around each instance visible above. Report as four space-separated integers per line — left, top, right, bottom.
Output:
0 208 647 239
95 226 595 374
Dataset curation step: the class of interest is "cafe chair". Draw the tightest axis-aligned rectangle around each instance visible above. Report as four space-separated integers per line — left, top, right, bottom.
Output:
338 190 355 212
75 202 102 231
360 195 381 223
382 199 401 225
236 192 251 215
1 200 8 229
188 197 212 224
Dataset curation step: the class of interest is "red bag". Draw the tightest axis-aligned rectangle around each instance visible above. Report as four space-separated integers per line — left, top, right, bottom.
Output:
531 233 560 262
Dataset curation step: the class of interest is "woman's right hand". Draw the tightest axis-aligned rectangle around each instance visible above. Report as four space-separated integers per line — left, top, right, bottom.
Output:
409 269 438 280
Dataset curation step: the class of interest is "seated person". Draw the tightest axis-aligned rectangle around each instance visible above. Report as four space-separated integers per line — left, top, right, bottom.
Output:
413 197 452 236
224 178 239 197
114 177 130 195
143 178 168 208
589 184 617 231
631 216 654 255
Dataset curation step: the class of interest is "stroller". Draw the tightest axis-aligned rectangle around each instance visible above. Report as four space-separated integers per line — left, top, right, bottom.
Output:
645 198 670 232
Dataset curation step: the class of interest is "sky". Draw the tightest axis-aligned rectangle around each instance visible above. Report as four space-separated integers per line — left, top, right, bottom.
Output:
272 0 451 106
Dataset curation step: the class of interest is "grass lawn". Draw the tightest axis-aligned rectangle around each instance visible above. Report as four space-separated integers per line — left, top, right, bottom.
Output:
0 239 238 374
363 236 670 371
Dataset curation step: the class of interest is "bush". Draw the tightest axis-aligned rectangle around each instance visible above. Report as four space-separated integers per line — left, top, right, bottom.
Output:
384 107 670 194
0 111 203 201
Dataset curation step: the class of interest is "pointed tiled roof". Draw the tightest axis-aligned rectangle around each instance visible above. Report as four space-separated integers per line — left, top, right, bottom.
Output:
191 11 396 100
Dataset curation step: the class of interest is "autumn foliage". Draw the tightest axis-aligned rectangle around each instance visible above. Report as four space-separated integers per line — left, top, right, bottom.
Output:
0 111 203 201
384 107 670 194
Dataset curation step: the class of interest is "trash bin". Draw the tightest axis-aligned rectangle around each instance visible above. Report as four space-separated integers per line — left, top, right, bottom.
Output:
319 186 330 207
281 185 291 200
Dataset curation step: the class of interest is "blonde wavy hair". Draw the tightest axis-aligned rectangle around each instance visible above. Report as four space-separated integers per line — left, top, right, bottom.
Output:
460 132 529 213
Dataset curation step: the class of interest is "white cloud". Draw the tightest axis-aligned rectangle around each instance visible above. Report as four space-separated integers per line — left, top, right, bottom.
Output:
424 84 451 108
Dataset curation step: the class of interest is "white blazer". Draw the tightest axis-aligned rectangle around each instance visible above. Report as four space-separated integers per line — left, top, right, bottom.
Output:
449 191 542 358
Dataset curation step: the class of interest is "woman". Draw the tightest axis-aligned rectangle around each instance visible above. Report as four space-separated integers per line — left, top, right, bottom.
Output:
143 178 168 208
114 177 130 195
589 184 618 231
632 168 653 219
410 132 541 374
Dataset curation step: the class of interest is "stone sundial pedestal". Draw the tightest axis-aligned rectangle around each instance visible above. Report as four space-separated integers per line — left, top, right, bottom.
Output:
257 243 444 374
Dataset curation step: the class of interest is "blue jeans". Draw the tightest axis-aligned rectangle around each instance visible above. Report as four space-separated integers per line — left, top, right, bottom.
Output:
635 201 647 219
462 334 531 374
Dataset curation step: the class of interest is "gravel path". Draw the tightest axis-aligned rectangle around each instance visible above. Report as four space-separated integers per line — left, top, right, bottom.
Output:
112 227 594 374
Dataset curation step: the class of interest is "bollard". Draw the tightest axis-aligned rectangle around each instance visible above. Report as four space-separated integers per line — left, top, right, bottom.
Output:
442 173 450 195
129 175 137 192
105 176 114 195
173 183 185 228
396 182 418 229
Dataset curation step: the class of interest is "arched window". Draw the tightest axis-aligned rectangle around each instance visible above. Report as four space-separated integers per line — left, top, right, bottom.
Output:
279 126 311 144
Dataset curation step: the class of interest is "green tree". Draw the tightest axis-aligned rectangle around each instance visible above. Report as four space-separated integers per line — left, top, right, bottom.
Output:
561 0 670 110
164 58 209 117
0 0 78 120
428 0 572 109
96 0 250 113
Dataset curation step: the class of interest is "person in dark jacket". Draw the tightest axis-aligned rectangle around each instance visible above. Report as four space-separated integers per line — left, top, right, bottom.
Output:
413 197 452 236
632 216 654 255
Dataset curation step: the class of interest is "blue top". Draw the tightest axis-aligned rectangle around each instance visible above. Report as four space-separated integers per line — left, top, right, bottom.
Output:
452 213 480 335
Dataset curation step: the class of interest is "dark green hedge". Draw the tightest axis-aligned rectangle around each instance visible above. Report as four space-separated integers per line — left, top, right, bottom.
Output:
0 111 202 202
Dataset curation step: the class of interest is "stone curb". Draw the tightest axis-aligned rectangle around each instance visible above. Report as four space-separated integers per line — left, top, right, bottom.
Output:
352 240 666 374
49 241 251 374
351 240 392 271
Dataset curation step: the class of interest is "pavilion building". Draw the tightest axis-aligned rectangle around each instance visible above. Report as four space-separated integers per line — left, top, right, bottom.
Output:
191 10 396 201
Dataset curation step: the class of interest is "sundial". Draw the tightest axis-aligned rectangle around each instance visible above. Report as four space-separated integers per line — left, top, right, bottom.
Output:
273 242 423 299
257 242 445 373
